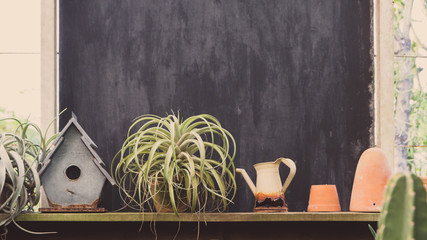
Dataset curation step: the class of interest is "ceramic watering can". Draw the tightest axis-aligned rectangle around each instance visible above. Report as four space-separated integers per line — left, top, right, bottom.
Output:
236 158 296 212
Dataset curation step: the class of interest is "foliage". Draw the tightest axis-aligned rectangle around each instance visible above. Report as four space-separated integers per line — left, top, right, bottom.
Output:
0 108 39 145
0 134 41 229
368 224 377 238
112 113 237 214
407 88 427 176
394 0 427 174
375 172 427 239
0 108 18 133
0 116 61 236
393 0 406 37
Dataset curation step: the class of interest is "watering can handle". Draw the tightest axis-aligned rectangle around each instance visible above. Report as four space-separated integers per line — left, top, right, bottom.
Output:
275 158 296 194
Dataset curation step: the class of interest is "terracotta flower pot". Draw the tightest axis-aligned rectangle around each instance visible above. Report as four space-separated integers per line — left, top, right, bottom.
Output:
150 180 188 213
420 177 427 202
350 147 392 212
153 195 187 213
307 185 341 212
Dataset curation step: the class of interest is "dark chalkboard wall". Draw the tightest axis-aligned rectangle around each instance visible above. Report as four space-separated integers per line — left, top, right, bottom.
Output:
59 0 374 212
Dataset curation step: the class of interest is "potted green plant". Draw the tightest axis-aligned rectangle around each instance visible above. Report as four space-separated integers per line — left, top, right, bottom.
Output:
112 113 237 213
0 117 58 235
373 172 427 239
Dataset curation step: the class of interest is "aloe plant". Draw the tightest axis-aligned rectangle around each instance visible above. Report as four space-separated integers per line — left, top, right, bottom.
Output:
112 113 237 213
0 117 60 235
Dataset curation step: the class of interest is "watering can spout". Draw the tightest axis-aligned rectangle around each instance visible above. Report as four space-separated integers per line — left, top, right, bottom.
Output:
236 168 256 196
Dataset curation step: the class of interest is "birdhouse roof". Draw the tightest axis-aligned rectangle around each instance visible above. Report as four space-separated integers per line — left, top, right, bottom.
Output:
39 113 116 186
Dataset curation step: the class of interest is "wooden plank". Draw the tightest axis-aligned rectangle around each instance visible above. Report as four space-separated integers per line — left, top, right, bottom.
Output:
374 0 394 165
41 0 57 136
12 212 378 222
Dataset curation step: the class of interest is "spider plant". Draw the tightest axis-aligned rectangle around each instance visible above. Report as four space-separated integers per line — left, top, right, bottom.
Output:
112 113 237 213
0 116 61 235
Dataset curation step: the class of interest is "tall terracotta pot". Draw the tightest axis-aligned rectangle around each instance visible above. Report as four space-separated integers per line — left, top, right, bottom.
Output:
420 177 427 202
349 147 392 212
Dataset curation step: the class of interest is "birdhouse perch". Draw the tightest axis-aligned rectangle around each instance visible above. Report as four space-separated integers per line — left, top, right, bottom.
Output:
39 113 115 212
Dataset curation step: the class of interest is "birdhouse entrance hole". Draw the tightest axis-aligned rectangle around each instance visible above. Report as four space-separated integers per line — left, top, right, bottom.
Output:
66 165 81 180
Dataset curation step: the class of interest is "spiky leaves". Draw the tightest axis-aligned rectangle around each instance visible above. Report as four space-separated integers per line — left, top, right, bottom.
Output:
0 133 41 229
112 113 237 214
376 172 427 240
0 116 60 234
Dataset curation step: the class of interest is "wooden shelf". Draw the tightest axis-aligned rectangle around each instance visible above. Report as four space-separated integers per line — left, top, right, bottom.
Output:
12 212 379 222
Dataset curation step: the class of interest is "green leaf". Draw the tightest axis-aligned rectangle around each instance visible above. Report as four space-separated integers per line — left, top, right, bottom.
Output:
368 224 377 238
112 113 237 214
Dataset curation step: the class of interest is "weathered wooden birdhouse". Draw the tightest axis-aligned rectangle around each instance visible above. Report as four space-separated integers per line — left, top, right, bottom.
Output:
39 113 115 212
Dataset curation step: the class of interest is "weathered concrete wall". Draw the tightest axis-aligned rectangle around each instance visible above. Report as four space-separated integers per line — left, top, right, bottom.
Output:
59 0 373 212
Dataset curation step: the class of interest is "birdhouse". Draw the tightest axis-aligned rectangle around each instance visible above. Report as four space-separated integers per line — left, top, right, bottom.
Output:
39 113 115 212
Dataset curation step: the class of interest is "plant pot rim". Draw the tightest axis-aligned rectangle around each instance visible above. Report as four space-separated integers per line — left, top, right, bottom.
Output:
310 184 337 187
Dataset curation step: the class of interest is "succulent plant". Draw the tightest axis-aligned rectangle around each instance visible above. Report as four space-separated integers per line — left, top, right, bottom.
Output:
112 113 237 213
376 172 427 240
0 134 40 225
0 117 60 235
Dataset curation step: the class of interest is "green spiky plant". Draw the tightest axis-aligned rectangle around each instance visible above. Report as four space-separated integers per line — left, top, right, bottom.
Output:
375 172 427 240
0 115 62 236
112 113 237 214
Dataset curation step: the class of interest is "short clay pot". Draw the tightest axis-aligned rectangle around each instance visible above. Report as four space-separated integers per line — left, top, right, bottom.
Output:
349 148 392 212
307 184 341 212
